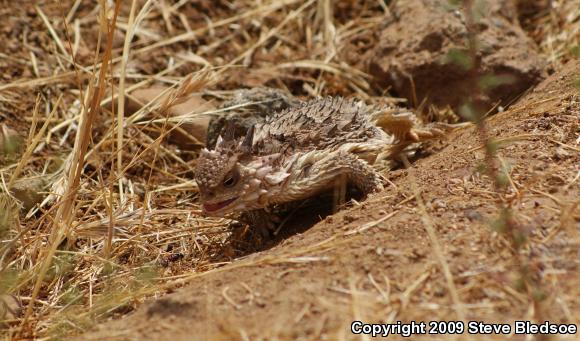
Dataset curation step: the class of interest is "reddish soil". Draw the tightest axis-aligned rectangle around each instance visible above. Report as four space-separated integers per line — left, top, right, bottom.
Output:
81 61 579 341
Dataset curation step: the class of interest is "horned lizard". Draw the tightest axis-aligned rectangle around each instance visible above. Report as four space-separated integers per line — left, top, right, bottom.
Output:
194 97 452 236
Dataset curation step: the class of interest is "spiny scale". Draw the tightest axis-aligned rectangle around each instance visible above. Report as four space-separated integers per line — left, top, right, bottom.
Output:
252 97 385 155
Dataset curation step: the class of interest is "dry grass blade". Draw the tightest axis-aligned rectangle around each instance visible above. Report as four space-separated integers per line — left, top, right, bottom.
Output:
158 70 216 113
36 6 70 60
20 0 122 329
116 0 139 195
316 0 335 51
345 210 398 235
274 60 371 91
115 0 155 195
7 96 60 189
0 72 78 92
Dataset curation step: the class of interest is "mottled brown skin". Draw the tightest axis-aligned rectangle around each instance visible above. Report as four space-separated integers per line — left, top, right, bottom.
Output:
194 97 449 234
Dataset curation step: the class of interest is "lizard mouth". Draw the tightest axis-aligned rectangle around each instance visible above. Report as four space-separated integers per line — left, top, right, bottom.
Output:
203 197 239 213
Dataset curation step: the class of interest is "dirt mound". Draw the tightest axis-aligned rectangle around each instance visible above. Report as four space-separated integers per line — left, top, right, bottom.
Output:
80 60 579 340
367 0 546 111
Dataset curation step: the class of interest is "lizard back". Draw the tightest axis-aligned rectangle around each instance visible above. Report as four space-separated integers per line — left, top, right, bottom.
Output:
250 97 387 156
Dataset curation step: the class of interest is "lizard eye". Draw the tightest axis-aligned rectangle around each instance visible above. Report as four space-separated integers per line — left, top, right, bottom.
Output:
222 172 238 188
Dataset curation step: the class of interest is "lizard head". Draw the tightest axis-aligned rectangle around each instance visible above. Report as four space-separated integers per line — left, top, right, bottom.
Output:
194 126 284 216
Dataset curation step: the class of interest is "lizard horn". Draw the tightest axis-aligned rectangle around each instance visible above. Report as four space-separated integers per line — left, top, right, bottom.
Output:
223 121 236 141
215 135 224 147
241 125 255 153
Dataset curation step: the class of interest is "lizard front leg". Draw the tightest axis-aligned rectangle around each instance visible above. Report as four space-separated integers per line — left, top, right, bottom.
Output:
236 208 281 239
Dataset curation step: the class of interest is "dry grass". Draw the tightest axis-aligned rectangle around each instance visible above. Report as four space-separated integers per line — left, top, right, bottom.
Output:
0 0 577 339
521 0 580 67
0 1 391 337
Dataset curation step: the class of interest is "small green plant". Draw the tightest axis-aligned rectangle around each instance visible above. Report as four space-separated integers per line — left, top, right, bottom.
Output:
0 126 23 165
0 194 18 240
459 0 547 314
442 49 473 71
573 77 580 90
570 45 580 58
478 74 516 92
46 254 77 283
459 103 481 124
59 286 83 306
0 269 19 295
